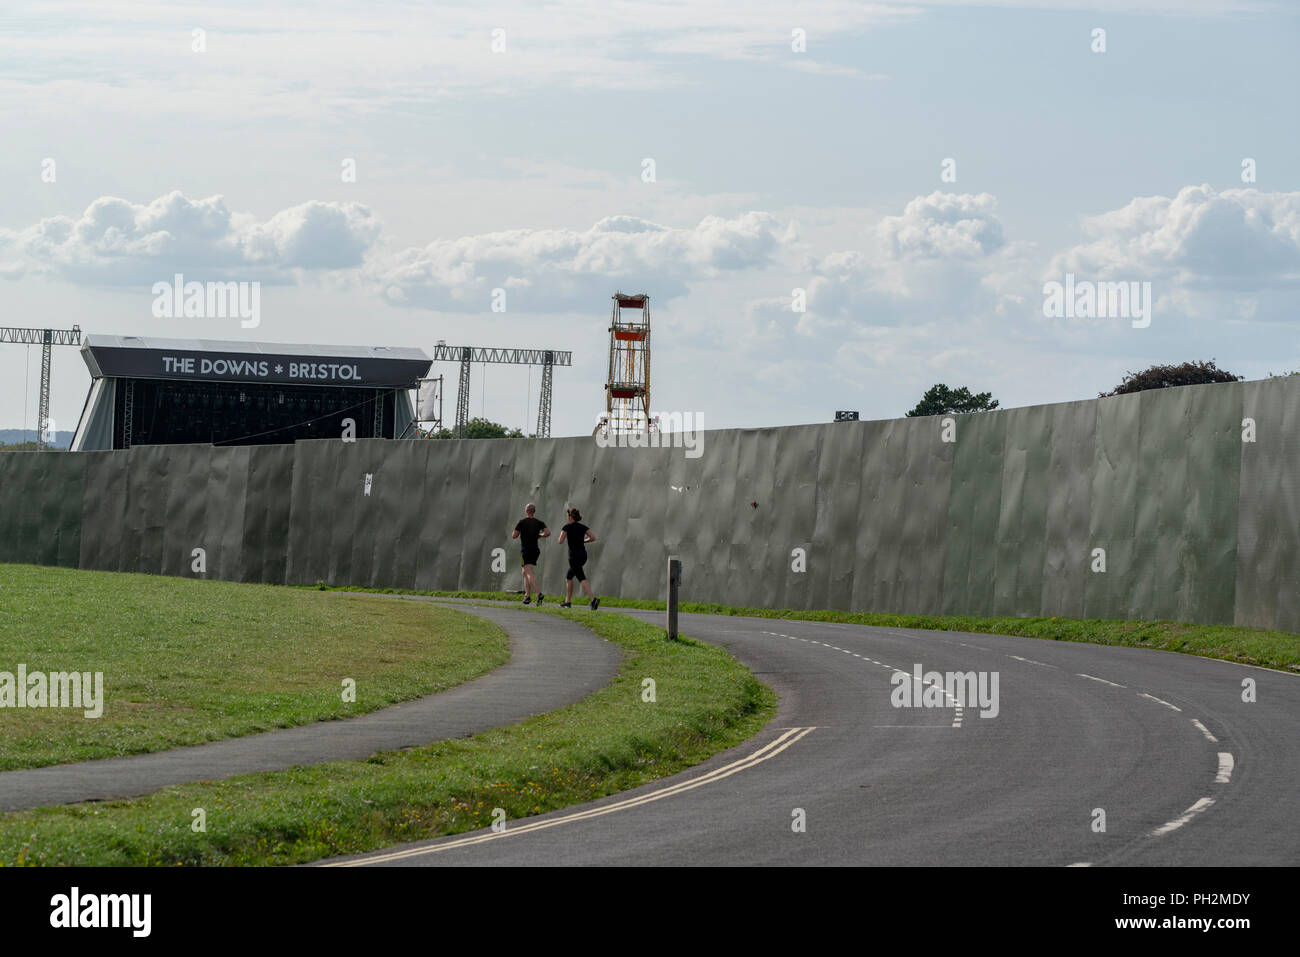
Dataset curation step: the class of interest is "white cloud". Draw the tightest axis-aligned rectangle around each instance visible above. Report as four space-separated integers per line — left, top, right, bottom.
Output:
1049 185 1300 288
0 2 909 120
1 0 1256 124
878 191 1006 261
753 186 1300 349
373 211 795 312
0 191 381 285
746 191 1022 334
0 190 793 313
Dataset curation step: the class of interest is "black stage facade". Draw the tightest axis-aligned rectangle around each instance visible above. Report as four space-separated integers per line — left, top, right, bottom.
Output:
71 335 431 451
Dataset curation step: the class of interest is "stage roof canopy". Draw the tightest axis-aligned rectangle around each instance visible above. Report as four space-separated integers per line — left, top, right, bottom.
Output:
81 335 432 389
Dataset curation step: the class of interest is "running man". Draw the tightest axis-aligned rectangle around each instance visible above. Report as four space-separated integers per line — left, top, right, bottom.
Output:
512 503 550 604
557 506 598 609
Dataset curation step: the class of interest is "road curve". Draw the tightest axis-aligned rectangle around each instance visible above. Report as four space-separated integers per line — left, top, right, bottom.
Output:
323 607 1300 867
0 603 619 812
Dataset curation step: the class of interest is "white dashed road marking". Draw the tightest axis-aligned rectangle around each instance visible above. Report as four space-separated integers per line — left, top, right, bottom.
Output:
1215 753 1234 784
762 628 967 728
1077 673 1126 688
1151 797 1216 837
760 625 1233 851
1139 692 1182 712
1007 654 1055 668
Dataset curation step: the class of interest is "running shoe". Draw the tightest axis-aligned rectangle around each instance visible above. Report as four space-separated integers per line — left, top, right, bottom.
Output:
590 597 600 610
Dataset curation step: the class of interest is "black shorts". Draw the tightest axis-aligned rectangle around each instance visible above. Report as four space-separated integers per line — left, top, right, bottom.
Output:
521 548 540 567
565 555 587 581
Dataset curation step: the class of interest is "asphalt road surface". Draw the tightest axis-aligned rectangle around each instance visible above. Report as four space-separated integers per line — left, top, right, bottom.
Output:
324 606 1299 867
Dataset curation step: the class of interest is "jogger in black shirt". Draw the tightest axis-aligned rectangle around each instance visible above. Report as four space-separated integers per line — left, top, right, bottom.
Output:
557 507 598 609
512 503 550 604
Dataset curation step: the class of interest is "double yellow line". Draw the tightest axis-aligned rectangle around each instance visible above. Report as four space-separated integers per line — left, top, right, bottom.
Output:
324 726 816 866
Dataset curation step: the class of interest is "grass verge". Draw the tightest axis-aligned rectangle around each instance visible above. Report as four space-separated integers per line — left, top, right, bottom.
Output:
318 585 1300 674
0 565 508 770
0 605 776 866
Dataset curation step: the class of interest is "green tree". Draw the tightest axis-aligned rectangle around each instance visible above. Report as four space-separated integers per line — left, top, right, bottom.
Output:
427 417 526 439
0 441 45 452
905 384 999 417
1100 360 1239 397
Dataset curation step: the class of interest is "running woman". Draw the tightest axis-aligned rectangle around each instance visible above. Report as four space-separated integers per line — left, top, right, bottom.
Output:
557 506 598 609
512 503 550 604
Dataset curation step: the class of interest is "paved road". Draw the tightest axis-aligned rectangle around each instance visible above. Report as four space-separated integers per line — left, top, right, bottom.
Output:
324 607 1300 866
0 603 619 811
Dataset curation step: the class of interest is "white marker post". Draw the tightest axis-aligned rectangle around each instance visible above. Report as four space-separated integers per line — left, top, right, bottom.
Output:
667 556 682 640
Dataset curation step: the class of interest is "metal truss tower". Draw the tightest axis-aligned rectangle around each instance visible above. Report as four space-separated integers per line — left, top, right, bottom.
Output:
0 325 82 450
455 347 473 437
604 293 651 434
38 330 52 449
536 351 554 438
428 344 573 438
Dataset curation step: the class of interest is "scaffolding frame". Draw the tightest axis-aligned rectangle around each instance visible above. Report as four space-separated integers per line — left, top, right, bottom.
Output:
0 324 82 449
428 344 573 438
604 293 651 434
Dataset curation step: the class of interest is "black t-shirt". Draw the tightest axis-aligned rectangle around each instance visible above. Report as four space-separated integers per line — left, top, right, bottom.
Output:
562 522 589 558
515 517 547 550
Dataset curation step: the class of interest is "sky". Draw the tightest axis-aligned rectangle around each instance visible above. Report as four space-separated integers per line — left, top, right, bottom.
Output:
2 0 1298 438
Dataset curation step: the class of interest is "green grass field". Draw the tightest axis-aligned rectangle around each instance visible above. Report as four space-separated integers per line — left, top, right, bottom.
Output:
320 586 1300 673
0 605 776 866
0 565 509 770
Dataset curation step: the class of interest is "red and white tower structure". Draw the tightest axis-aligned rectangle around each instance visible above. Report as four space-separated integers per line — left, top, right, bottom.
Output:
603 292 652 435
